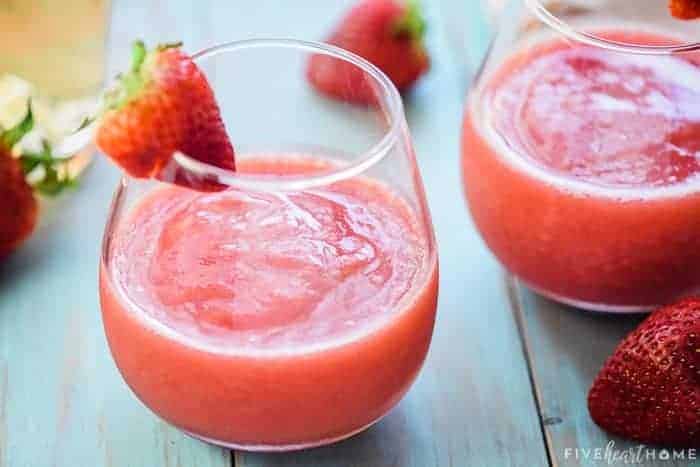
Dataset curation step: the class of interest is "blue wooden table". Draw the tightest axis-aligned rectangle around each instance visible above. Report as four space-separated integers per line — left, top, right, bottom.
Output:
0 1 697 466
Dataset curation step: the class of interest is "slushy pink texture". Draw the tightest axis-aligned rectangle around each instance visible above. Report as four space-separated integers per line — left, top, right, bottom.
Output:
462 31 700 308
489 32 700 187
100 156 438 447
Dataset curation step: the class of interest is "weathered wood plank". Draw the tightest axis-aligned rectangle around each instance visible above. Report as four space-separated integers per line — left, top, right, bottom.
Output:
513 282 698 466
0 361 6 467
236 0 548 466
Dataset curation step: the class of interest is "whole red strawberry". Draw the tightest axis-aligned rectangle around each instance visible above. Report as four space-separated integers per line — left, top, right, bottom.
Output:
0 148 36 259
0 107 77 259
670 0 700 19
96 42 235 188
588 298 700 447
307 0 430 104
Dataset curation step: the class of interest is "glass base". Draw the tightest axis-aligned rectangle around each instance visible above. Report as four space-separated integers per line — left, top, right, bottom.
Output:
523 281 654 314
183 418 379 452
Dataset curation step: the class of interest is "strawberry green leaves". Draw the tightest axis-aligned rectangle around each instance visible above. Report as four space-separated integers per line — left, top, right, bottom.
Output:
20 140 78 196
2 105 79 197
392 0 427 41
1 106 34 149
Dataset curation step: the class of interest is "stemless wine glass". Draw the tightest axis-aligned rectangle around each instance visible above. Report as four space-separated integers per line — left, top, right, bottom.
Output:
462 0 700 312
99 39 438 452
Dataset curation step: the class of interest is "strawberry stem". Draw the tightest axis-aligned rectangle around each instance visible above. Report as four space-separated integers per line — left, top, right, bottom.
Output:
105 41 150 111
20 139 78 196
0 102 79 197
157 41 184 52
105 41 185 112
76 116 94 132
131 40 147 73
1 106 34 150
393 0 427 41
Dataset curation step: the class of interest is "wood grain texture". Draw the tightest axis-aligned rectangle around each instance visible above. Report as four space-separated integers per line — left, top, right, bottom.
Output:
512 282 698 466
0 362 6 467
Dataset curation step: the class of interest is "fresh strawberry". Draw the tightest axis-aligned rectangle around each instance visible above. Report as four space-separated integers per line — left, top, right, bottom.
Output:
96 41 235 189
588 298 700 447
307 0 430 104
0 155 35 259
670 0 700 19
0 106 81 259
0 119 36 258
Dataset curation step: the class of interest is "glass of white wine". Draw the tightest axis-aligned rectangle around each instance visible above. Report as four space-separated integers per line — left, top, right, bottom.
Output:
0 0 111 177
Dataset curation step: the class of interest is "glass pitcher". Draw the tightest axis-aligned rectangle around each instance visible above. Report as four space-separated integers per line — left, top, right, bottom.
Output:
461 0 700 312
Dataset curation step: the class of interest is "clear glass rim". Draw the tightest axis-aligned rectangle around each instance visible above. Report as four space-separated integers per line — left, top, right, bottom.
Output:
525 0 700 55
171 37 404 192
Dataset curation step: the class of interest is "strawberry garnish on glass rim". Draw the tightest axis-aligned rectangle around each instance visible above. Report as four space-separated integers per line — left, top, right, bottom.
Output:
588 298 700 447
669 0 700 19
307 0 430 105
96 41 235 190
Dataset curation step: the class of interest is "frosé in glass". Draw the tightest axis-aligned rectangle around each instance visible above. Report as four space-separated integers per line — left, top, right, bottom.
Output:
99 39 438 451
462 0 700 312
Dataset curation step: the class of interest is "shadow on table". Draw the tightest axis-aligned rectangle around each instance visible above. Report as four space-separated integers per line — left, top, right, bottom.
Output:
0 164 110 301
521 291 646 383
0 237 53 293
237 406 417 467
